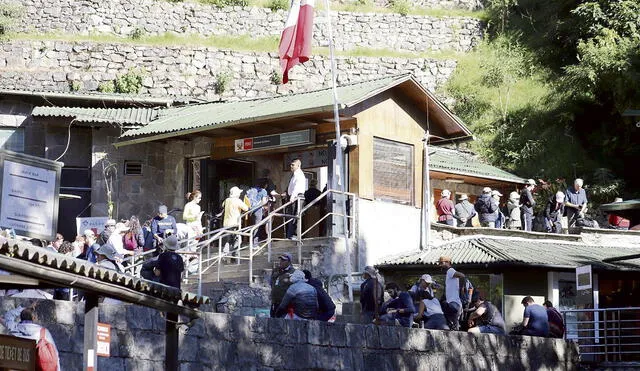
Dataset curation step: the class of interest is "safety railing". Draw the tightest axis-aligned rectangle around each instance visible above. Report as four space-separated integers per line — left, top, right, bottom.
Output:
562 307 640 364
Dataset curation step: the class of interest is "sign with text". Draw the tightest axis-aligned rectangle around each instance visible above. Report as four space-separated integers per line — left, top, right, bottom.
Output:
283 148 329 170
96 323 111 357
234 129 315 153
0 150 62 241
76 217 109 237
0 334 36 370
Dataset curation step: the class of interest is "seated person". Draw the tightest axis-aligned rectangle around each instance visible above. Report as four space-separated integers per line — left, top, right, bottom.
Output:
378 282 416 327
414 290 449 330
543 301 565 338
467 294 505 335
520 296 549 337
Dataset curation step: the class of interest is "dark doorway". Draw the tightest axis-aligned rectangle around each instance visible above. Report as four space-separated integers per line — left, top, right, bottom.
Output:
58 166 92 241
197 158 254 218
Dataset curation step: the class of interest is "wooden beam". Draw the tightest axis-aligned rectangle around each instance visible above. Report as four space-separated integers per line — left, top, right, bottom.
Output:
165 312 179 371
83 294 99 371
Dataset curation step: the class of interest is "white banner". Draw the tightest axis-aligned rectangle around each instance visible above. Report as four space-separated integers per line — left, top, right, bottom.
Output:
76 217 109 237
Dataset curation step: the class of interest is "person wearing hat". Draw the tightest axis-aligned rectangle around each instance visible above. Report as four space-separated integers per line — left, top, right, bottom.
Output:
409 274 439 300
474 187 498 228
270 253 296 317
151 205 177 250
222 186 249 257
491 190 505 229
544 191 566 233
454 194 476 227
98 219 116 246
520 179 537 231
275 269 318 320
607 197 630 230
437 255 466 330
94 242 123 272
360 266 384 324
436 190 455 226
506 192 522 230
565 178 588 228
155 235 185 289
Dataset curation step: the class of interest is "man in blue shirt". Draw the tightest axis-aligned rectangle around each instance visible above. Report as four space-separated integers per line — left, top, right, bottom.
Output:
151 204 177 249
379 282 416 327
246 180 269 245
521 296 549 337
565 178 588 227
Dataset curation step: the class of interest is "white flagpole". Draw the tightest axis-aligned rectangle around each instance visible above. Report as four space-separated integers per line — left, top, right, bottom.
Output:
323 0 353 302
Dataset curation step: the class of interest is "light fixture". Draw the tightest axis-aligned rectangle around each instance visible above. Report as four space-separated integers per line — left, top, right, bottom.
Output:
445 178 464 184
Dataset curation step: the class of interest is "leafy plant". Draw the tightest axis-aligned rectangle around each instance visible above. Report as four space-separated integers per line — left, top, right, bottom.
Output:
114 69 144 94
69 80 82 92
200 0 249 7
388 0 410 16
214 72 231 94
266 0 288 11
269 70 282 85
130 27 144 40
0 2 22 38
97 81 116 93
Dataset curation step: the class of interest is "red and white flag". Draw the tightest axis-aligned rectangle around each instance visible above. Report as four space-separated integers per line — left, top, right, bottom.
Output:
278 0 315 84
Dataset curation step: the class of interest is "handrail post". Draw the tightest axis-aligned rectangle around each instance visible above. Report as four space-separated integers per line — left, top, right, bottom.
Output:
249 237 253 283
297 197 302 265
604 309 608 362
217 238 221 282
267 217 272 263
198 247 203 296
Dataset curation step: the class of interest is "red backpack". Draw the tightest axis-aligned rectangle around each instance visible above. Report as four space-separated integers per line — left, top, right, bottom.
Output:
36 327 58 371
124 231 138 251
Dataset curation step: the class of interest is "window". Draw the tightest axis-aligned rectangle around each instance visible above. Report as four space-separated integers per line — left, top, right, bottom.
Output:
124 161 143 176
0 128 24 153
373 137 414 205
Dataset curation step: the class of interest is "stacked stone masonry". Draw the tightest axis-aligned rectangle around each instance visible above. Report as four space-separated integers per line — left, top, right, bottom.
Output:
0 40 458 99
0 298 579 370
13 0 483 53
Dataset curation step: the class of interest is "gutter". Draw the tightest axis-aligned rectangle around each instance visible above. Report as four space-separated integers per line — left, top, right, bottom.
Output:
0 89 175 106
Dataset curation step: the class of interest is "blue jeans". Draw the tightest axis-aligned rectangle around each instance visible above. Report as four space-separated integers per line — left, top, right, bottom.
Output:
478 325 505 335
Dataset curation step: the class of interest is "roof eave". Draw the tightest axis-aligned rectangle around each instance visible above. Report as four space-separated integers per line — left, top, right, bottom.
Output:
430 168 525 184
1 89 174 106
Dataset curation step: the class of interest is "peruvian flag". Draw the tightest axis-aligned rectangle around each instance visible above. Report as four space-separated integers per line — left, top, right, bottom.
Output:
278 0 315 84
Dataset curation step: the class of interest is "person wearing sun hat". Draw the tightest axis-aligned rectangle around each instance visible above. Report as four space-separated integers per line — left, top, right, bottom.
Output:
155 235 184 289
94 242 123 272
507 192 522 230
221 186 249 257
454 194 476 227
436 189 455 226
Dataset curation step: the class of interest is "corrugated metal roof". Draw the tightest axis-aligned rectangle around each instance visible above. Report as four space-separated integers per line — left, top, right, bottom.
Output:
0 89 183 105
430 146 525 183
32 106 160 126
378 236 640 271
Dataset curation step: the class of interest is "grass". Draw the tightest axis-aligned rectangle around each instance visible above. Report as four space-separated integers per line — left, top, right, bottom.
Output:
13 32 464 60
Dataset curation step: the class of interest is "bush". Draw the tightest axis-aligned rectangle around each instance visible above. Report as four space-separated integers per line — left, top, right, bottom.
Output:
69 80 82 92
267 0 288 12
269 70 282 85
199 0 248 7
389 0 410 16
97 81 116 93
130 28 144 40
114 70 144 94
0 3 22 38
214 72 231 94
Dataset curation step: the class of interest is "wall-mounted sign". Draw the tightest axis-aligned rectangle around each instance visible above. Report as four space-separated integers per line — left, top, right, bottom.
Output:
76 217 109 237
96 323 111 357
0 334 36 370
0 150 62 241
234 129 315 153
284 148 329 170
576 265 592 291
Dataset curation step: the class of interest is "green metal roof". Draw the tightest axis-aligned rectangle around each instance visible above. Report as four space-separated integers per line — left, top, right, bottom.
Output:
430 146 525 184
117 74 472 145
377 236 640 271
622 109 640 117
32 106 160 126
0 89 181 106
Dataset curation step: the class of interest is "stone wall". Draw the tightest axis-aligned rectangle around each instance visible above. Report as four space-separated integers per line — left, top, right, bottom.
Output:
13 0 482 53
0 40 457 100
0 298 580 370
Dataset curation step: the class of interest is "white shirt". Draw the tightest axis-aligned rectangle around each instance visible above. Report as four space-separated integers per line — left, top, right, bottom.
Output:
422 298 444 316
107 232 126 256
287 168 306 199
445 267 462 306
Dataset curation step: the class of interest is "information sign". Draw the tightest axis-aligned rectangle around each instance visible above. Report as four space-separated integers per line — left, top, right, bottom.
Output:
234 129 315 152
96 323 111 357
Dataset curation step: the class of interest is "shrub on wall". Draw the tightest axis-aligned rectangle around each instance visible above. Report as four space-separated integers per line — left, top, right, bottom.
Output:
200 0 249 8
97 81 116 93
389 0 410 16
214 72 231 94
267 0 289 12
0 2 22 38
115 70 144 94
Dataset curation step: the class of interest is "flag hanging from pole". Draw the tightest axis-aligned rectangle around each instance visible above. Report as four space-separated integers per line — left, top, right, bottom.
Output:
278 0 315 84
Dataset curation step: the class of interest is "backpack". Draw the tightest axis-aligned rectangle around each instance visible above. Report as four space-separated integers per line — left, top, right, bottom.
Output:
475 197 492 214
245 187 264 210
123 231 138 251
36 327 58 371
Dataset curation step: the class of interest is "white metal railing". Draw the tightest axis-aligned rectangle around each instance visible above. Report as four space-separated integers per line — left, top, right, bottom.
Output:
562 307 640 364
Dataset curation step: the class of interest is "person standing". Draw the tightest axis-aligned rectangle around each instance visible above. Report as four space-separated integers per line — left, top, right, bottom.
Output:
155 235 185 289
97 219 116 246
507 192 522 230
151 205 177 249
436 190 455 226
565 178 588 227
520 296 549 337
475 187 498 228
183 190 204 236
270 253 296 317
360 266 383 324
491 190 505 229
544 191 566 233
282 158 306 239
438 255 466 330
222 186 249 256
454 194 476 227
246 180 269 245
520 179 536 231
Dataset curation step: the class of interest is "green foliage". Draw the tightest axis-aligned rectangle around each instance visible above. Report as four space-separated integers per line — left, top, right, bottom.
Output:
199 0 249 7
114 70 144 94
266 0 288 11
97 81 116 93
269 70 282 85
69 80 82 92
214 72 231 94
130 28 144 40
388 0 410 16
586 168 625 209
485 0 518 35
0 2 22 38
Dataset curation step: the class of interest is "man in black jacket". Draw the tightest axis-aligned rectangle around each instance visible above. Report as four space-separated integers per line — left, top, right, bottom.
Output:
303 270 336 321
520 179 536 231
360 266 383 324
270 253 296 317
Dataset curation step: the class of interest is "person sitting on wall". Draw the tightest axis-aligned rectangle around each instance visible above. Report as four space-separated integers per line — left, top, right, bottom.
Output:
378 282 416 327
467 293 506 335
543 300 565 338
436 190 456 226
519 296 549 337
414 288 449 330
544 191 566 234
275 270 318 320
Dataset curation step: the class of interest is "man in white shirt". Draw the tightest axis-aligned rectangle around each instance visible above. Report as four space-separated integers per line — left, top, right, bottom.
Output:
438 255 466 330
282 159 306 239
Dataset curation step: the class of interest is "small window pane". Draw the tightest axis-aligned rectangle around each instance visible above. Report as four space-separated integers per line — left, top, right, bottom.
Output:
0 128 24 153
373 137 414 205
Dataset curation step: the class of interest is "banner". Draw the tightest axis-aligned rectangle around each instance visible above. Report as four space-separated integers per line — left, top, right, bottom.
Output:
76 217 109 237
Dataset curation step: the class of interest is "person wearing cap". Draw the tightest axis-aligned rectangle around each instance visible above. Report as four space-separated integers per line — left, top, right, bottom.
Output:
222 186 249 257
520 296 549 337
507 192 522 230
544 191 566 233
437 256 466 330
607 197 630 230
491 190 505 229
107 222 134 258
379 282 416 327
151 205 177 249
565 178 588 227
98 219 116 246
474 187 498 228
270 253 296 317
467 293 505 335
409 274 439 300
520 179 537 231
454 194 476 227
360 266 384 324
436 190 455 226
282 158 307 239
155 235 185 289
275 270 318 320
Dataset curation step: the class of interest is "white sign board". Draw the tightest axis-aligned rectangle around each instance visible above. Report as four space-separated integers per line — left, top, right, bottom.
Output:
0 150 62 241
76 217 109 237
576 265 592 291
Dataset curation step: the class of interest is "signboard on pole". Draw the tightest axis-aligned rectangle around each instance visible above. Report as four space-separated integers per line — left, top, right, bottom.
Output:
96 323 111 357
76 217 109 237
234 129 315 153
0 334 36 370
0 150 62 241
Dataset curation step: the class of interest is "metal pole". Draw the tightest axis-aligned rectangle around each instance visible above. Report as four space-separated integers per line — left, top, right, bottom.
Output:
249 237 253 283
324 0 353 302
198 248 203 296
422 131 431 251
297 198 302 265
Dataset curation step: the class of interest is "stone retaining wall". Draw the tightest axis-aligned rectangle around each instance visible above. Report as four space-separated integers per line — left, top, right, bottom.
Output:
0 298 579 370
0 40 457 99
13 0 482 52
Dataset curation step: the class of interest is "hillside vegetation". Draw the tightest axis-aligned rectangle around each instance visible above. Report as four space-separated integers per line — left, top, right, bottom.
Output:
445 0 640 202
